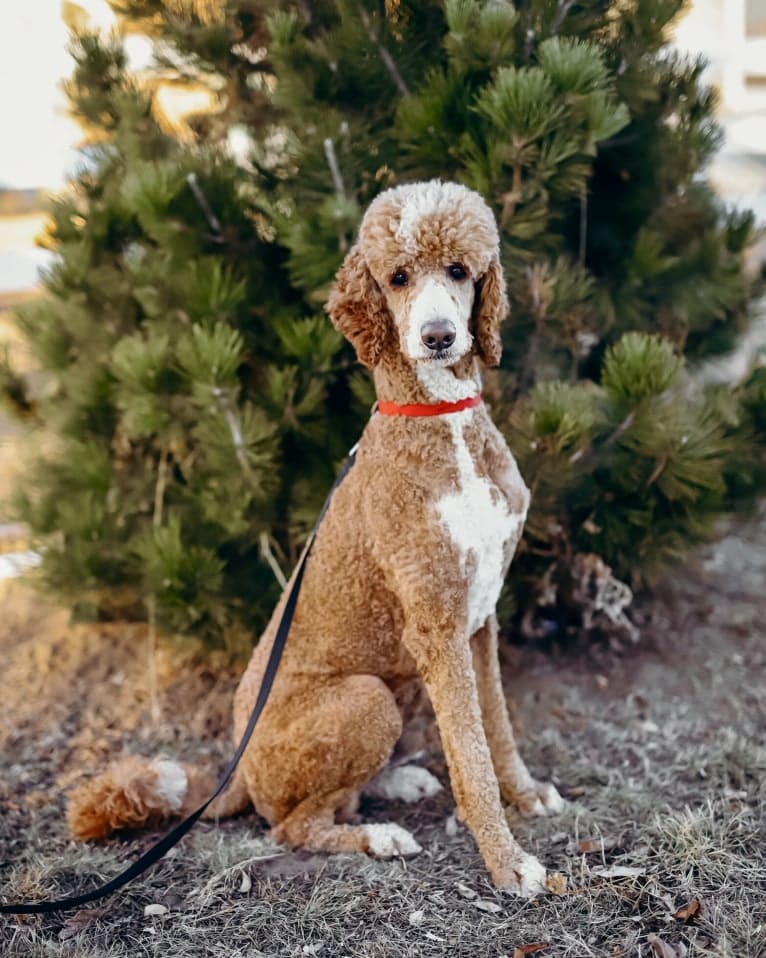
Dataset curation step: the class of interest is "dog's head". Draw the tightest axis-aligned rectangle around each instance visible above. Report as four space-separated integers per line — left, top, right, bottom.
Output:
327 180 507 369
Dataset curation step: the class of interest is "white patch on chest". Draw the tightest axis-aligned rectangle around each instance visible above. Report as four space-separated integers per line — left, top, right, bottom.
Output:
416 364 480 402
436 411 526 635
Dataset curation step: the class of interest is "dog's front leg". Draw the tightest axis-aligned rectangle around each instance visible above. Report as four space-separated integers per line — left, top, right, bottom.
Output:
402 622 546 896
471 616 564 816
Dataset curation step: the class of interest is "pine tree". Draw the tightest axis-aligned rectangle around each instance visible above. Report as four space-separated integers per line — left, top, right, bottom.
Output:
2 0 764 648
2 27 356 651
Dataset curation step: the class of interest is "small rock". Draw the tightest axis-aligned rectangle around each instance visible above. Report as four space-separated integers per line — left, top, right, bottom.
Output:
143 903 168 917
302 944 324 955
472 898 502 913
408 909 426 926
638 719 660 734
591 865 645 879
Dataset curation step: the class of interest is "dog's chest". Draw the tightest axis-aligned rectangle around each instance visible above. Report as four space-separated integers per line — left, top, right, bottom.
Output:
435 415 526 635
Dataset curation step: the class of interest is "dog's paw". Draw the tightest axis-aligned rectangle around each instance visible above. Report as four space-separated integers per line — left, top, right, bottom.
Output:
515 853 548 898
363 823 422 858
365 765 442 803
494 852 548 898
507 780 565 817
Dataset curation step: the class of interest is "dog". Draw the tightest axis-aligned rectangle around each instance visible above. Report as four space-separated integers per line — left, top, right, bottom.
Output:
69 180 563 896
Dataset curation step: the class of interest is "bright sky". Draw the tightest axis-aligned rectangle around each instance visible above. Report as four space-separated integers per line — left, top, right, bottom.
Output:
0 2 761 190
0 0 150 190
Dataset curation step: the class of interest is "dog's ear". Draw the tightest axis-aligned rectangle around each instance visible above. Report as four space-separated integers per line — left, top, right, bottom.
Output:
472 256 508 367
326 245 393 368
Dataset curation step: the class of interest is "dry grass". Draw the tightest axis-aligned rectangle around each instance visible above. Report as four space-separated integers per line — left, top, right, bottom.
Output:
1 517 765 957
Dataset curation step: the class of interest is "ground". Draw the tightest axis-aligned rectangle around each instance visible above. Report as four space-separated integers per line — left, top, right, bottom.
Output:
0 508 764 958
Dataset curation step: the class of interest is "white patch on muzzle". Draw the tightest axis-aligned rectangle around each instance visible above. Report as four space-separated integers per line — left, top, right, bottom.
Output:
404 277 473 363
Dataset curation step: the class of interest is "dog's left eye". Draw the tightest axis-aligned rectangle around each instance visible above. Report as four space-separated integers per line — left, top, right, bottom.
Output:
447 263 467 281
391 270 409 287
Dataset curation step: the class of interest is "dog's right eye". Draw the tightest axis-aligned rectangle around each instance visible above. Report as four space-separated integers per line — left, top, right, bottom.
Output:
391 270 409 287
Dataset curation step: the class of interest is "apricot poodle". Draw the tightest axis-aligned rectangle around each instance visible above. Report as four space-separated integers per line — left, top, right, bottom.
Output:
69 180 563 896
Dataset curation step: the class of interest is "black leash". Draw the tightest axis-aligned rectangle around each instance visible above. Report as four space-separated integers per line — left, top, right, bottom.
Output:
0 445 359 916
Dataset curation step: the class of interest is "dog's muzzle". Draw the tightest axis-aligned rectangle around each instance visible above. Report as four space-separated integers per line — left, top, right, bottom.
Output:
406 278 472 362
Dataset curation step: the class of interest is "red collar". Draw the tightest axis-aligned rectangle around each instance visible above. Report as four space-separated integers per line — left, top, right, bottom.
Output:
377 393 482 417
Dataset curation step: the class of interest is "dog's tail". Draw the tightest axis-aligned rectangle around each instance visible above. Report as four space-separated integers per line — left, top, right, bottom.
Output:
67 755 251 840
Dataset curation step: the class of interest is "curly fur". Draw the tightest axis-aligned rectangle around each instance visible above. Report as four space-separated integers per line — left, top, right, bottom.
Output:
67 756 186 840
326 246 394 368
67 181 562 897
472 257 507 367
327 180 508 369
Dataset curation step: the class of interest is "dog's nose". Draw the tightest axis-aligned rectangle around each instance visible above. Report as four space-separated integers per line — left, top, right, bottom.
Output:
420 319 456 351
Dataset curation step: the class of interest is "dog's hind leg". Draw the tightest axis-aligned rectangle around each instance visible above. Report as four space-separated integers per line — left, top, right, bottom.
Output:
250 674 420 857
272 790 422 858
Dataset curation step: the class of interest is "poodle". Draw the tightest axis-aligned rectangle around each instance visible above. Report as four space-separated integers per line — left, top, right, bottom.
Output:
69 180 563 896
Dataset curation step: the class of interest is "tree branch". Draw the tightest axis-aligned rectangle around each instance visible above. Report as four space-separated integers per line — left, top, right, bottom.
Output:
212 385 255 481
323 136 349 254
323 137 346 198
146 445 169 727
578 184 588 267
153 444 168 530
551 0 576 35
360 10 409 96
259 531 287 588
186 172 224 241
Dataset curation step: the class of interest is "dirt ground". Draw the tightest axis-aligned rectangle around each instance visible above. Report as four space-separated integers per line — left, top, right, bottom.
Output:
0 507 764 958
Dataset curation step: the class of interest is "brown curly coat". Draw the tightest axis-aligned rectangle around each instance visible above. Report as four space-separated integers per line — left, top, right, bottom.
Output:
68 181 563 896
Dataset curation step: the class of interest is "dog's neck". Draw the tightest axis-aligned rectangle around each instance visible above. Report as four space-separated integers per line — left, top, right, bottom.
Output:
373 353 481 406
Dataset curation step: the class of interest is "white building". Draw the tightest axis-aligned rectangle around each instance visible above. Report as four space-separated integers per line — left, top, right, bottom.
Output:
672 0 766 226
674 0 766 145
